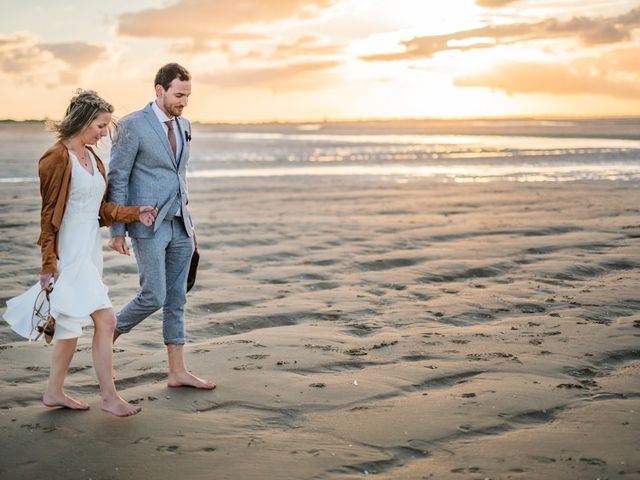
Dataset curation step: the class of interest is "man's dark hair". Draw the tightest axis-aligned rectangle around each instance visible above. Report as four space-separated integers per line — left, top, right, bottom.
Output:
155 63 191 90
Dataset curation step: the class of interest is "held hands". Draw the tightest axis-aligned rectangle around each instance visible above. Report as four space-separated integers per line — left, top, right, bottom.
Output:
139 205 157 227
109 206 156 255
108 236 130 256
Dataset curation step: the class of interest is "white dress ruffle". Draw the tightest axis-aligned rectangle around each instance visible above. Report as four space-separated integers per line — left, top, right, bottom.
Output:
4 150 111 341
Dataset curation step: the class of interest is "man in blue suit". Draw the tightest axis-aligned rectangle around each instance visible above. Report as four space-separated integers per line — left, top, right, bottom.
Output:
108 63 215 389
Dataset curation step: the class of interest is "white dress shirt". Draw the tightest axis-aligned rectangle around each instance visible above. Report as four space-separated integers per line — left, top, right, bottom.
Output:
152 100 183 159
152 100 183 216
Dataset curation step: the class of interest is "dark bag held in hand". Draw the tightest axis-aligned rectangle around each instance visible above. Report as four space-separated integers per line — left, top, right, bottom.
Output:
187 231 199 293
187 248 199 293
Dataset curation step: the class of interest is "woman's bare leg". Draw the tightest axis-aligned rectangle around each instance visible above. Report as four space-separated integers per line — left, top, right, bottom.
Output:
91 308 141 417
43 337 89 410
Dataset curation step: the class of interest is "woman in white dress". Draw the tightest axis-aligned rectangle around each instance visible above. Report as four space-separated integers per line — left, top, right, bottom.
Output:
3 90 156 417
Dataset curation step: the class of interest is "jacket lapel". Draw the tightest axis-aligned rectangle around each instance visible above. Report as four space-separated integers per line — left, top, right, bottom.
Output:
175 117 188 169
143 103 177 168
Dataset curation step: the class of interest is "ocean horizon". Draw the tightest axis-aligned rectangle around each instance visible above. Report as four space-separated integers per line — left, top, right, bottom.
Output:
2 117 640 183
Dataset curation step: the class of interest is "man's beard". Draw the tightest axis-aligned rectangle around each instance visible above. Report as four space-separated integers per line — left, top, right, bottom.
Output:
164 101 183 117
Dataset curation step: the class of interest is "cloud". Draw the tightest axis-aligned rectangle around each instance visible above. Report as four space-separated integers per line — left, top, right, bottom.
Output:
0 33 51 76
200 60 340 92
476 0 519 7
454 60 640 98
169 33 273 56
117 0 336 43
41 42 108 68
362 6 640 61
272 35 342 58
171 33 342 70
0 33 107 86
230 35 342 62
596 46 640 73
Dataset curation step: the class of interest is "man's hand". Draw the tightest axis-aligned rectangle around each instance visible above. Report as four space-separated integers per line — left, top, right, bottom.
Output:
108 236 130 256
139 205 157 227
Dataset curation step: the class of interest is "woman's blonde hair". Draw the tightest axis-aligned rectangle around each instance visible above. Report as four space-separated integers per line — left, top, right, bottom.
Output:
47 89 115 140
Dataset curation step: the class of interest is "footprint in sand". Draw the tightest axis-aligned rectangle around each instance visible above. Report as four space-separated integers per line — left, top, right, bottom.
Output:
132 437 151 444
192 399 220 412
157 445 180 453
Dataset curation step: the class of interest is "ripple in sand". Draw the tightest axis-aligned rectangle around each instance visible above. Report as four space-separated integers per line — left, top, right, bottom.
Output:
191 300 256 314
579 299 640 325
303 258 340 266
354 256 429 272
249 251 301 263
467 352 519 362
334 445 429 477
516 303 547 314
419 262 514 283
114 372 166 388
306 282 340 290
192 399 221 412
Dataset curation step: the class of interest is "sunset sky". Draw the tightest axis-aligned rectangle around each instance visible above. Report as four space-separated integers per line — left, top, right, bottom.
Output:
1 0 639 122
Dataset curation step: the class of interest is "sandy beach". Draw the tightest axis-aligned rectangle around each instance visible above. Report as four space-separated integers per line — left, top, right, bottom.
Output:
1 175 639 479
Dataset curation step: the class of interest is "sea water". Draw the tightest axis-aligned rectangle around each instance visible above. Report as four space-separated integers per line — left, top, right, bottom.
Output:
2 119 639 183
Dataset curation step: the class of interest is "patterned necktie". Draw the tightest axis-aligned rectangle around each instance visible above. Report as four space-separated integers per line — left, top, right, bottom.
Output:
165 120 177 158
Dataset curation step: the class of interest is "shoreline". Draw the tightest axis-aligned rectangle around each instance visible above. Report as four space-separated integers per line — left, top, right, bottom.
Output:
2 117 640 140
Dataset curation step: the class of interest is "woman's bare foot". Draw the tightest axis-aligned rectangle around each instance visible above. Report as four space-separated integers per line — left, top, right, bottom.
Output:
101 396 141 417
168 371 216 390
43 392 90 410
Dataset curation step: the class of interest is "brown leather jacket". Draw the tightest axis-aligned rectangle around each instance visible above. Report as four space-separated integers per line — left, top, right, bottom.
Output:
38 141 140 274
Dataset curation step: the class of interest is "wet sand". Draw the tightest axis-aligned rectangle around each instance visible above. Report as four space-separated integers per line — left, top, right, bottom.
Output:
1 176 639 479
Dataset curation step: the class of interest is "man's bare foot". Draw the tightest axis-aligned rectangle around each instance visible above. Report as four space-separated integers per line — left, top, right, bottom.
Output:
101 396 141 417
43 392 90 410
168 371 216 390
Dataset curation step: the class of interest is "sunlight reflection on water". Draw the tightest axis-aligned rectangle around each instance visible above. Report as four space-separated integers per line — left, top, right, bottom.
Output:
189 163 640 182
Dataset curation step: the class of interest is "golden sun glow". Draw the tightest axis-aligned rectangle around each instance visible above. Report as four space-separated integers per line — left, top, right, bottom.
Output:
0 0 639 121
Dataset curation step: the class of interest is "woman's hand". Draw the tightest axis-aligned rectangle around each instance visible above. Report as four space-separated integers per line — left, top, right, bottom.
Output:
138 205 157 226
40 273 56 291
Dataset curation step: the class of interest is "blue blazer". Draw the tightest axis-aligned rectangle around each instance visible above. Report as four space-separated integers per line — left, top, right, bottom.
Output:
108 102 193 239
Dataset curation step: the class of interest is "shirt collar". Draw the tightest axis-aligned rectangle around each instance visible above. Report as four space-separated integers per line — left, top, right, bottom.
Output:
152 100 174 124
